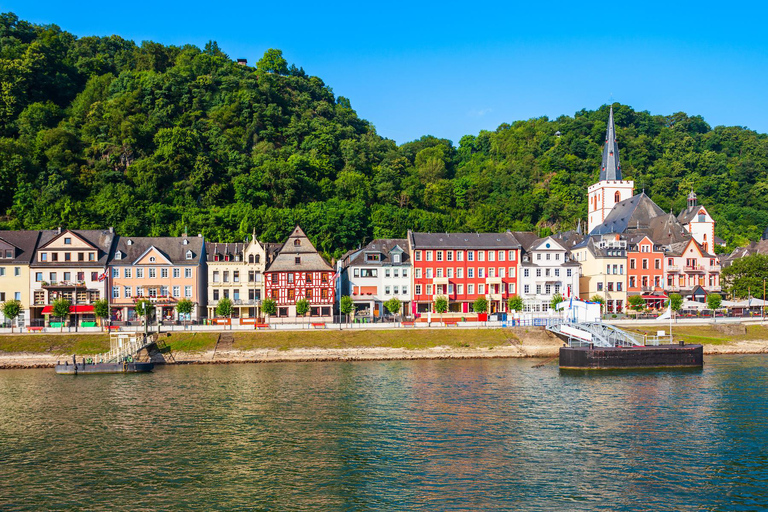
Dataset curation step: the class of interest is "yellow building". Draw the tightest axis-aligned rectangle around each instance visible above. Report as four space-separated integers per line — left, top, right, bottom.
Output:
0 231 42 328
572 235 628 314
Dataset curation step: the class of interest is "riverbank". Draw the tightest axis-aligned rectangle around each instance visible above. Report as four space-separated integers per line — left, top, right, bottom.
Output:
1 325 767 369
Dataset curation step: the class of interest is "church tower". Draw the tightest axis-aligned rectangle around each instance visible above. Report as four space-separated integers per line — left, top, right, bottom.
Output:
587 106 635 233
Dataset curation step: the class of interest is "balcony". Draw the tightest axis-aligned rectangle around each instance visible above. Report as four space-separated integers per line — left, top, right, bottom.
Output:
432 277 449 286
709 265 721 273
211 299 261 306
486 276 503 285
684 265 705 273
666 265 680 273
41 281 87 289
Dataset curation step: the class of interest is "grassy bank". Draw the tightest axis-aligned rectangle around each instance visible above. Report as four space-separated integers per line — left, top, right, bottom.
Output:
165 328 520 353
0 328 522 355
628 324 768 346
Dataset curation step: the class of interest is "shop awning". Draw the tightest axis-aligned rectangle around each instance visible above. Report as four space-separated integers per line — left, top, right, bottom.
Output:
41 305 95 314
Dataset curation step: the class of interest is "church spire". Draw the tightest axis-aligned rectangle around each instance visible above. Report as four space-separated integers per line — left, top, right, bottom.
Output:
599 106 622 181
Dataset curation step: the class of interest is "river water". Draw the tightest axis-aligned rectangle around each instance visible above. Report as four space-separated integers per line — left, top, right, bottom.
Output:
1 356 767 511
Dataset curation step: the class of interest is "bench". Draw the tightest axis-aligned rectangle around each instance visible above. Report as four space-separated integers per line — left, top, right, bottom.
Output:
311 322 326 329
255 324 270 330
27 326 44 332
401 321 415 327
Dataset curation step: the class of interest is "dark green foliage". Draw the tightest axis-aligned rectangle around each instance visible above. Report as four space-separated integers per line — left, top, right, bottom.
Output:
627 294 646 312
0 13 767 260
722 254 768 299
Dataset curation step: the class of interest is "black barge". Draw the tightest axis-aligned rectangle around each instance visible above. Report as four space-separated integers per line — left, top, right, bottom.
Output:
55 357 154 374
559 344 703 370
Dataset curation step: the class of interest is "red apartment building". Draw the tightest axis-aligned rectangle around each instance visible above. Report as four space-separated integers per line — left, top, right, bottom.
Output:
626 235 666 309
407 231 521 315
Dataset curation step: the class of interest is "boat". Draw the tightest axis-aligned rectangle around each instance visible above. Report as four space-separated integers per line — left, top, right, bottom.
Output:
55 332 158 375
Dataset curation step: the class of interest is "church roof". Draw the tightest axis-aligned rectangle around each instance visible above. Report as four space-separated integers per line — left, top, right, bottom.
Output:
599 106 622 181
589 192 666 235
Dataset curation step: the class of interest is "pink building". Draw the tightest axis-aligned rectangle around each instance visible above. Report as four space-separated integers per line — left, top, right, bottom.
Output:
108 235 206 324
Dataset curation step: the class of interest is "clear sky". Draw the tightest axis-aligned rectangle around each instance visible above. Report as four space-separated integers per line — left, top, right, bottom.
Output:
4 0 767 145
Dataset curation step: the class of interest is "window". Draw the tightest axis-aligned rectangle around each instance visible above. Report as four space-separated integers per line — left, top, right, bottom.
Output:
213 289 219 301
457 251 464 261
14 267 20 276
184 286 192 298
51 253 58 262
524 285 530 294
186 250 193 260
536 285 541 294
478 284 485 294
642 259 648 270
35 272 42 282
64 272 71 281
78 252 84 261
615 191 621 203
467 251 474 261
468 284 474 294
488 251 495 261
447 251 453 261
112 268 119 278
385 269 391 278
415 268 421 278
64 253 71 261
393 253 401 263
655 259 661 270
499 250 505 261
294 239 301 247
415 284 422 295
630 276 636 288
415 251 422 261
617 282 623 292
536 269 541 277
537 253 541 261
173 286 180 298
478 251 485 261
64 238 71 245
233 271 240 283
446 268 453 278
426 284 432 295
90 252 96 261
385 286 391 295
478 268 485 278
41 253 47 262
394 269 399 278
545 284 551 294
597 282 603 291
149 268 156 278
162 268 168 278
136 268 144 278
555 269 560 277
124 268 132 278
524 269 529 277
546 253 551 261
90 272 97 281
447 284 452 294
212 271 220 283
124 286 132 297
457 284 463 294
402 286 408 295
112 287 119 299
509 267 515 278
426 268 433 278
436 268 442 278
467 268 474 278
185 268 192 279
295 257 301 265
426 251 433 261
436 251 443 261
49 272 56 282
161 286 168 297
305 272 312 284
567 269 572 277
287 273 294 284
508 283 516 294
509 250 516 261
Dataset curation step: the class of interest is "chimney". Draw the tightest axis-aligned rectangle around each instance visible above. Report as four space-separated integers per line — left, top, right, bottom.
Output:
57 226 62 234
109 226 114 233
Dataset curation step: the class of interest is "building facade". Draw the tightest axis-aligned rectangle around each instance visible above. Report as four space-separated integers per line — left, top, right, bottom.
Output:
206 235 272 320
108 235 206 323
408 231 521 315
0 231 40 327
572 235 627 313
339 239 411 318
517 234 581 313
264 226 335 321
30 228 115 327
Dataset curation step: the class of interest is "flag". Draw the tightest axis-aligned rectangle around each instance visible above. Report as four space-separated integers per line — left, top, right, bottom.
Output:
98 270 108 282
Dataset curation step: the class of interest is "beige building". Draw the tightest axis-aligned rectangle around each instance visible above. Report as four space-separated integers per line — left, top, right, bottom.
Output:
572 235 628 314
205 235 277 320
0 231 41 327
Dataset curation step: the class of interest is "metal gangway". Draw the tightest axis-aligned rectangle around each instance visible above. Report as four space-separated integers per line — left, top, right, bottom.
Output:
547 320 648 348
102 333 155 363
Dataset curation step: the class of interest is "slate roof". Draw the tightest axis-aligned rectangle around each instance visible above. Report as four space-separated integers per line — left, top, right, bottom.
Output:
0 230 42 264
344 239 409 268
599 106 622 181
589 192 666 235
265 226 333 272
645 213 692 245
665 239 715 258
205 242 245 262
408 231 522 250
111 236 204 265
723 239 768 266
508 231 539 251
33 229 116 266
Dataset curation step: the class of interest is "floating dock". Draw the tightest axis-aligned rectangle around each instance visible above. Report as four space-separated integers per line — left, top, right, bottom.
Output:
559 344 703 370
55 332 161 375
547 320 703 370
55 360 154 374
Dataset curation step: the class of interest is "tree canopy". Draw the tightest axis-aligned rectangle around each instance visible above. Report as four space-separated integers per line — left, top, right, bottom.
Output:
1 12 767 260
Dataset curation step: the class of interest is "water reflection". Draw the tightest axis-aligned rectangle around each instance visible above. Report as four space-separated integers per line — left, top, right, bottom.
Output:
0 356 766 510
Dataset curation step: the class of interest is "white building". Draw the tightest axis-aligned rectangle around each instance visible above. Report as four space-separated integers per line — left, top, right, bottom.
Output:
512 233 580 313
339 238 412 319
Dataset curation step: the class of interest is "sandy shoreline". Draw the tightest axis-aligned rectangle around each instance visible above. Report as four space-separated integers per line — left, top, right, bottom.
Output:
1 340 767 369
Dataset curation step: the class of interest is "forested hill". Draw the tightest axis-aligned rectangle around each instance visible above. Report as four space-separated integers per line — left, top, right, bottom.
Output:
1 13 767 259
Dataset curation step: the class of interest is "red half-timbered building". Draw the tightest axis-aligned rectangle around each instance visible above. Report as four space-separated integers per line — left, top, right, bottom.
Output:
264 226 335 321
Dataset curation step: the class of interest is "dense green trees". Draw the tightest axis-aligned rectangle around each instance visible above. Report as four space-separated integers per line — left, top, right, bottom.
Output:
1 13 767 260
722 254 768 299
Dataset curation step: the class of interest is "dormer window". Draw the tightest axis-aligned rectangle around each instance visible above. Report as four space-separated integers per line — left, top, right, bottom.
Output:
115 251 122 260
186 250 193 260
126 239 133 246
183 239 189 245
214 254 220 261
393 254 401 263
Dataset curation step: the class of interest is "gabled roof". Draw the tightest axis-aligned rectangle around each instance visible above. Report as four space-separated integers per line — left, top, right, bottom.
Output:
205 242 246 263
408 231 521 250
344 239 410 268
589 192 666 235
599 106 622 181
678 203 711 224
0 231 41 264
265 226 333 272
508 231 538 251
646 213 691 245
34 229 116 266
664 238 715 258
111 236 204 265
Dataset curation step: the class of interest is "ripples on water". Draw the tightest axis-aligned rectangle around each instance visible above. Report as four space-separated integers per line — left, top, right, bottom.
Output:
1 356 767 511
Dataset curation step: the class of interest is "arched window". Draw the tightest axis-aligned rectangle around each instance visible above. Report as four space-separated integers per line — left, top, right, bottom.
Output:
248 254 254 263
294 239 301 247
614 191 620 203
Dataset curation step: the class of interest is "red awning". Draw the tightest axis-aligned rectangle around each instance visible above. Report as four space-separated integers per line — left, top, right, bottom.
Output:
41 305 94 314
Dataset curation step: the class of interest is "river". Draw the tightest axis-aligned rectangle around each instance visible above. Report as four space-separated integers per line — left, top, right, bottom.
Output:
1 356 766 511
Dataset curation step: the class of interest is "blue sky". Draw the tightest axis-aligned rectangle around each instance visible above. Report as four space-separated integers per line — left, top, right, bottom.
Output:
5 0 768 144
